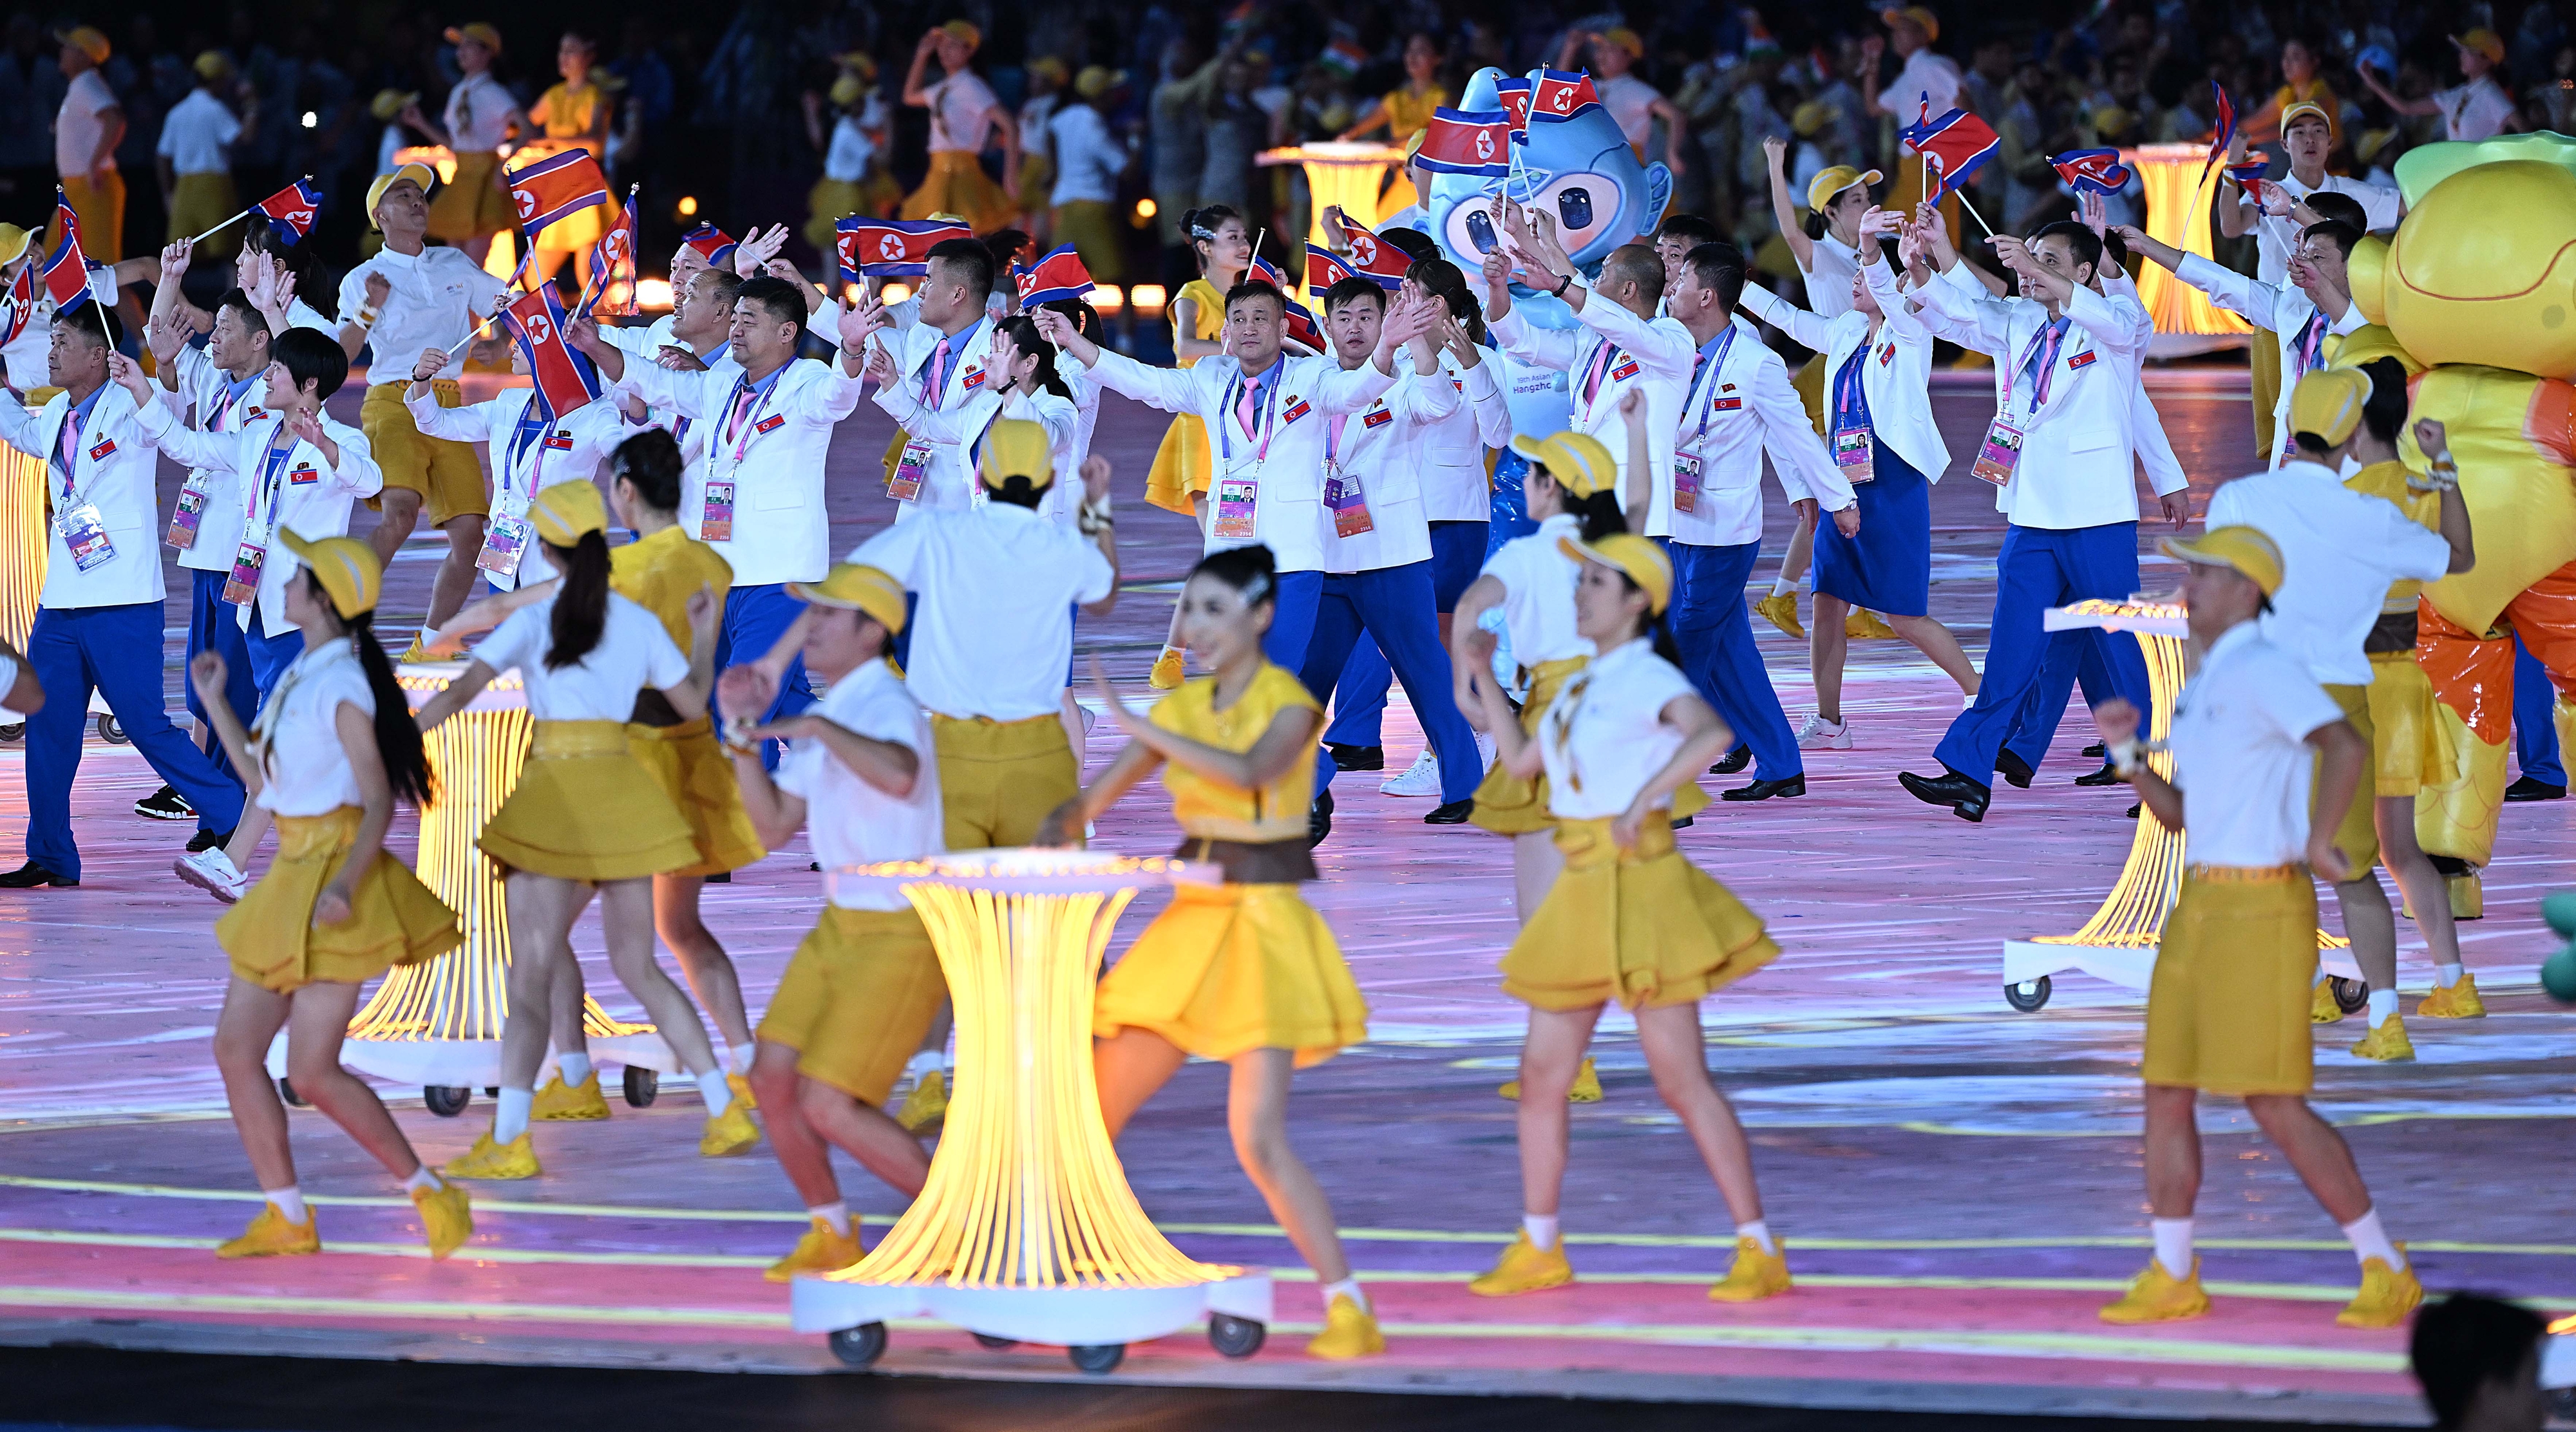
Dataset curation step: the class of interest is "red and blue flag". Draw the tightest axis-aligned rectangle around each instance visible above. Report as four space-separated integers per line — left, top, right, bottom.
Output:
680 223 735 270
1493 76 1534 133
1 264 32 345
502 283 600 421
2050 148 2134 195
1417 107 1513 178
1013 244 1096 306
579 189 639 318
255 180 323 244
837 216 972 282
1334 218 1412 290
2201 81 2238 185
1897 99 2001 202
41 196 90 313
1305 247 1357 293
1245 256 1322 350
507 149 612 242
1531 69 1600 124
2225 159 2270 207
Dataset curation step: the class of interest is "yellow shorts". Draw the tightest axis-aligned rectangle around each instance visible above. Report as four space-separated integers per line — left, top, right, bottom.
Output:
218 807 461 993
628 717 766 877
2143 867 2318 1096
931 712 1079 850
2321 683 2382 873
757 905 947 1104
363 381 489 526
426 151 515 241
167 172 242 260
477 721 701 881
1050 200 1126 283
1095 882 1368 1068
1503 816 1778 1010
2365 652 2448 798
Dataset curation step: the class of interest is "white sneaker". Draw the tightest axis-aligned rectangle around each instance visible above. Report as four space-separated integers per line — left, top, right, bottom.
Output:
176 847 248 903
1796 713 1853 750
1379 749 1444 796
1475 730 1496 772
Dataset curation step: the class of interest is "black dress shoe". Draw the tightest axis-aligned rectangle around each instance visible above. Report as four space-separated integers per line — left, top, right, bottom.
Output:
2073 761 2125 787
1309 790 1334 847
1994 750 2034 789
705 871 732 884
1898 769 1990 823
0 861 75 887
1711 748 1753 775
135 784 194 820
2083 742 2107 759
1722 775 1806 801
2125 802 2142 820
2505 775 2566 802
1326 742 1385 772
1671 815 1694 829
1424 798 1474 824
186 827 227 853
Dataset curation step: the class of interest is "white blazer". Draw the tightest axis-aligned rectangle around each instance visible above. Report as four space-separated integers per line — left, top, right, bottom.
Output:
408 387 627 590
884 314 998 518
615 355 864 588
1322 359 1463 573
2175 253 2370 471
1493 287 1697 536
1087 347 1396 573
1667 314 1854 549
1410 344 1514 523
2 383 171 610
1741 261 1949 482
877 379 1081 522
133 402 383 632
161 344 272 574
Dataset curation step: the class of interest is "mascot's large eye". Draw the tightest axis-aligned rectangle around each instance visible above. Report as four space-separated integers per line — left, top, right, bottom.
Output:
1463 208 1497 254
1556 187 1593 230
1526 171 1624 261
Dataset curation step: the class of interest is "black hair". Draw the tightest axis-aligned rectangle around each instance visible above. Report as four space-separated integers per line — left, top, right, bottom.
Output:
1043 297 1104 343
1320 275 1384 316
61 302 121 352
1681 241 1746 313
2302 190 2368 230
280 569 437 808
1379 227 1439 264
544 530 614 671
2410 1293 2546 1430
734 274 806 330
2101 226 2130 270
213 288 271 351
1188 542 1277 608
1604 569 1685 668
1222 279 1285 319
2299 218 2363 261
1605 243 1666 308
925 237 996 305
1185 204 1245 275
1406 256 1486 344
2358 356 2410 444
981 227 1032 274
611 428 683 513
241 222 317 295
1657 214 1720 249
272 328 349 402
2030 220 2105 279
1528 461 1631 543
696 265 744 309
992 313 1072 400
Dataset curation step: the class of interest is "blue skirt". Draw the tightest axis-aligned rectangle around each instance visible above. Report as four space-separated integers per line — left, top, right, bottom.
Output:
1814 441 1932 617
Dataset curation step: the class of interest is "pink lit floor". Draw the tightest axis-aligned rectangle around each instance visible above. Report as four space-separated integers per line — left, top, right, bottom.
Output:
0 368 2570 1424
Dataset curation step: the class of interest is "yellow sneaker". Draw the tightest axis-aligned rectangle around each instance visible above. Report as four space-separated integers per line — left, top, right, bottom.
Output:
2098 1259 2210 1324
701 1101 761 1157
397 637 432 664
1846 608 1899 639
1706 1236 1792 1303
2350 1014 2416 1062
443 1129 541 1180
1468 1230 1575 1297
1499 1055 1601 1102
2309 977 2345 1024
896 1068 947 1131
2336 1255 2423 1328
216 1203 320 1259
1306 1292 1387 1359
1149 645 1186 690
764 1217 864 1283
729 1071 759 1110
1752 592 1805 639
2416 973 2486 1019
412 1180 473 1261
531 1072 612 1121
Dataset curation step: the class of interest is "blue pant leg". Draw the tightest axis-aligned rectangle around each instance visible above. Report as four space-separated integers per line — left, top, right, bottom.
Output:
1262 570 1325 681
724 584 817 771
1353 561 1484 802
1322 637 1391 748
243 605 306 713
2515 632 2564 785
2062 523 2151 713
1299 578 1369 798
22 608 95 878
1669 540 1802 781
84 602 246 839
1935 525 2066 780
183 570 256 784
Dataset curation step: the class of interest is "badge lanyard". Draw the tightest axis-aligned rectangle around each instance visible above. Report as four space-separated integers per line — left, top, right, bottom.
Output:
2002 318 2072 420
1579 339 1627 418
1216 363 1285 470
51 404 90 505
1689 328 1741 447
244 426 297 538
1830 341 1877 484
504 401 551 499
720 367 786 467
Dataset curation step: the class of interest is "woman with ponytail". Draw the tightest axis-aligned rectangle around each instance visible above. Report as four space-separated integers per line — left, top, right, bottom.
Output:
196 530 471 1263
415 478 755 1181
1459 531 1792 1308
1143 203 1251 688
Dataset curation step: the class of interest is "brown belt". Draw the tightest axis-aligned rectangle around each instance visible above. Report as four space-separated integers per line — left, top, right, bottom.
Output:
2364 610 2418 655
1171 836 1316 884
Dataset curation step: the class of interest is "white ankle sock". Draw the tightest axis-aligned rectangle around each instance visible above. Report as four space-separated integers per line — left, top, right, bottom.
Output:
696 1068 735 1116
1319 1276 1368 1313
1736 1220 1776 1255
905 1050 945 1079
1521 1213 1560 1251
1768 577 1795 598
401 1165 445 1196
2151 1217 2194 1279
808 1201 851 1238
2434 963 2463 988
493 1087 534 1143
728 1043 755 1075
556 1052 593 1088
2340 1207 2405 1268
2367 989 2399 1027
264 1185 307 1222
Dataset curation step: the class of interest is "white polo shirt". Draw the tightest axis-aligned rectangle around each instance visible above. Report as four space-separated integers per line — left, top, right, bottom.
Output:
1048 104 1128 205
55 69 117 178
473 590 690 721
2168 621 2347 867
847 504 1113 723
1479 513 1594 667
444 71 516 154
2203 460 2454 687
2434 76 2515 142
337 245 513 384
1539 636 1700 819
157 90 243 175
783 657 947 911
928 72 999 153
250 637 372 816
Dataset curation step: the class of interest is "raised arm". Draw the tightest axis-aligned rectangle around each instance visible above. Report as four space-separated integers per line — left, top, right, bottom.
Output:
1736 279 1832 352
1763 137 1815 272
113 355 240 471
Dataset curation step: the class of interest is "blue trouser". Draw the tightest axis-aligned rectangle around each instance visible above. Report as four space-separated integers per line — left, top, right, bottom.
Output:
1665 538 1802 782
1937 522 2149 784
1323 521 1490 748
1300 562 1483 803
714 583 818 769
1259 569 1326 677
181 569 257 784
2515 631 2563 785
24 602 245 879
243 604 305 713
2002 625 2120 770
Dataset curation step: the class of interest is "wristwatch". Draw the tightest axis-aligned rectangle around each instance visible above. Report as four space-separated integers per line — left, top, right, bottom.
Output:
1550 272 1573 297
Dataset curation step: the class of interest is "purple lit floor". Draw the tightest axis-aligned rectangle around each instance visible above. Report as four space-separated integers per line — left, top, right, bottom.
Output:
1 366 2570 1424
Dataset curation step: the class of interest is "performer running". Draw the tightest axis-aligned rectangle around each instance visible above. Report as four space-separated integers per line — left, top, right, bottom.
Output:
193 531 472 1261
1144 204 1250 690
728 563 945 1281
1458 532 1788 1303
1035 543 1385 1361
2090 525 2423 1330
417 480 754 1178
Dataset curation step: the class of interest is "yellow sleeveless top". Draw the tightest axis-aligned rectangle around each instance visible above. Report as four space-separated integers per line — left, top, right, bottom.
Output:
611 523 735 648
1173 278 1227 370
2345 460 2441 612
1153 663 1320 843
538 80 605 145
1380 85 1450 140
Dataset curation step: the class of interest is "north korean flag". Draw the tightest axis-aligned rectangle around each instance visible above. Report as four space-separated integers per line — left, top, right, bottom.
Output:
1493 76 1534 133
1245 256 1323 350
2225 159 2270 207
1 264 32 346
41 197 90 313
1416 107 1513 177
502 283 601 422
1336 218 1412 290
507 149 612 243
2201 80 2237 184
2050 148 2134 196
1531 69 1600 123
580 190 638 318
681 223 736 270
837 216 973 282
1897 99 2001 202
1013 244 1096 306
1305 247 1357 293
254 180 323 244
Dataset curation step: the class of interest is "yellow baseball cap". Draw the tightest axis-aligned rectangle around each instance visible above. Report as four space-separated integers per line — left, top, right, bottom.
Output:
2280 99 2334 134
444 22 502 54
279 529 384 619
1879 6 1939 42
2453 28 2505 64
1806 164 1882 212
2288 366 2369 449
940 20 983 50
194 51 234 82
978 417 1057 492
835 50 879 81
829 74 866 108
0 224 31 270
1028 57 1069 84
371 88 420 121
1509 431 1619 498
1557 532 1674 616
789 563 908 634
530 480 609 548
1075 66 1126 100
55 26 108 64
2162 525 2284 598
366 161 438 226
1600 26 1645 58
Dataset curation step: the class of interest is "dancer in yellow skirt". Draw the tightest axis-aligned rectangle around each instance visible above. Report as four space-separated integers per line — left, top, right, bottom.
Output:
1037 543 1385 1361
195 531 473 1261
1458 533 1790 1303
417 480 757 1178
1144 204 1250 688
898 21 1020 235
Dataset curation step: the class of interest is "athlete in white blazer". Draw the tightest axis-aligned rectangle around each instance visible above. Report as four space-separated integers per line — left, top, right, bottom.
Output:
849 240 1002 520
402 354 625 593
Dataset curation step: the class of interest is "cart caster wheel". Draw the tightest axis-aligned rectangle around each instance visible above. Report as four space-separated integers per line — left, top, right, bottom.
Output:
0 721 22 743
2003 975 2052 1013
277 1077 306 1107
970 1332 1018 1350
1208 1314 1265 1359
623 1066 658 1107
2330 976 2368 1014
827 1321 887 1370
97 713 128 744
1068 1342 1124 1374
423 1085 473 1117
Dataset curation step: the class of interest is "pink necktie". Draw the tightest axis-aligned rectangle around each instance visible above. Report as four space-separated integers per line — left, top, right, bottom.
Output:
1327 411 1347 463
54 408 82 479
1236 375 1262 440
924 341 951 410
1580 342 1615 406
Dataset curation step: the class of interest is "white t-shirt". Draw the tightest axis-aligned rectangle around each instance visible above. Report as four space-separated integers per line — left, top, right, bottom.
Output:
250 638 374 816
847 504 1113 722
929 71 999 154
2168 621 2347 867
825 107 881 183
2203 462 2454 687
1048 104 1128 205
1801 232 1861 320
779 657 947 910
1596 73 1660 153
1478 513 1594 667
337 245 512 384
55 68 118 178
2434 76 2515 142
444 71 516 154
2244 173 2400 284
1538 636 1700 819
1877 48 1963 122
471 589 690 721
157 90 242 175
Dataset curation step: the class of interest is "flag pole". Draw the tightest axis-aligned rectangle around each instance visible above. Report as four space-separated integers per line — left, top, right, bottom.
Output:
187 209 252 246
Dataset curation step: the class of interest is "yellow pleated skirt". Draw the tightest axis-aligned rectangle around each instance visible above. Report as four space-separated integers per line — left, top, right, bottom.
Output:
218 807 462 994
1504 816 1777 1011
1471 658 1712 834
1144 413 1212 517
629 716 766 877
804 173 904 250
1095 882 1370 1068
2365 650 2450 798
478 720 701 881
900 151 1015 234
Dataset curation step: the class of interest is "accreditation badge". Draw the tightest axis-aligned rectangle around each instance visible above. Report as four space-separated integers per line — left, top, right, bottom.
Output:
1833 425 1875 485
700 480 736 542
887 437 935 502
220 539 265 603
1213 475 1259 542
166 475 210 549
477 512 532 580
1671 452 1702 514
1323 463 1373 538
1971 419 2024 487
